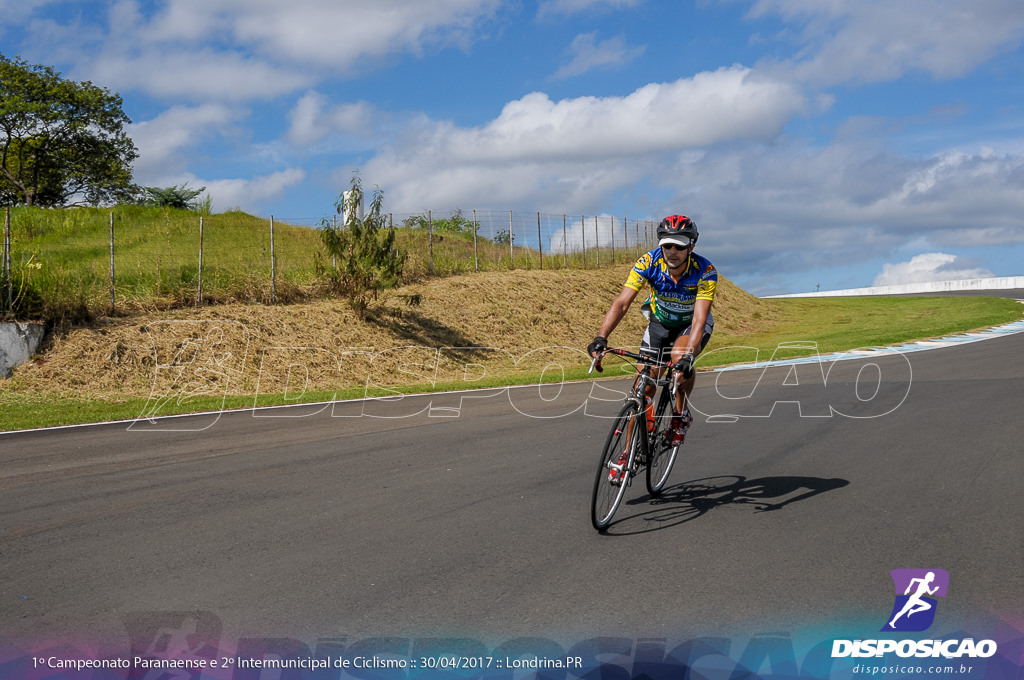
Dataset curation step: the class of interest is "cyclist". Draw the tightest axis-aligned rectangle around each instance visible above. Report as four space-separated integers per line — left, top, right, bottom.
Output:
587 215 717 447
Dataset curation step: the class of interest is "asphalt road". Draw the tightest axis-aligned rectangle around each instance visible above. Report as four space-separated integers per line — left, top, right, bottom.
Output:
2 330 1022 655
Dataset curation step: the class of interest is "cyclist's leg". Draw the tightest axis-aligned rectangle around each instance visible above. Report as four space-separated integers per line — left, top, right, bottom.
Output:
669 315 714 413
640 320 674 401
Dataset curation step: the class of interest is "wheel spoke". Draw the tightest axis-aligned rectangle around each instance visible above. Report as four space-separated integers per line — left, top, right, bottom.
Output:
646 386 679 495
591 404 640 530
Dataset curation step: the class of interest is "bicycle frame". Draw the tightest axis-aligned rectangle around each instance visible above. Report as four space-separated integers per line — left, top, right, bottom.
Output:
589 347 683 530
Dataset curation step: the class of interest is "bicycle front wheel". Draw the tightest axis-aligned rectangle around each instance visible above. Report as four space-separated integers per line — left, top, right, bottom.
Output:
591 403 641 531
646 385 679 495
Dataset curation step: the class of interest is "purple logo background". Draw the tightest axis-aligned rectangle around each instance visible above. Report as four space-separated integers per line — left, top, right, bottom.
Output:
881 568 950 632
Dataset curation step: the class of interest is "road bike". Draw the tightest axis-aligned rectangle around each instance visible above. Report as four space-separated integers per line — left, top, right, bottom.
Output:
588 347 685 531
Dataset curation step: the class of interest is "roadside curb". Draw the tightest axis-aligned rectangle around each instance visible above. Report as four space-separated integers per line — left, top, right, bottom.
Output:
711 317 1024 372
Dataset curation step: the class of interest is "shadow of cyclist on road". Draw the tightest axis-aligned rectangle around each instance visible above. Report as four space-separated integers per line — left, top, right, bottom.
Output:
611 475 849 534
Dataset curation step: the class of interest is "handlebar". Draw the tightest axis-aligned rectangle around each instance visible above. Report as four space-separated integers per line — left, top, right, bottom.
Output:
588 347 691 377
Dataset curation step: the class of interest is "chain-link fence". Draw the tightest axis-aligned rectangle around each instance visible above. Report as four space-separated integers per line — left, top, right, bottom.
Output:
1 206 658 320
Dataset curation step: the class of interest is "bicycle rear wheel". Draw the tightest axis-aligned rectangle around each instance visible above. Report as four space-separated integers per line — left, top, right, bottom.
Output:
646 385 679 495
591 403 641 531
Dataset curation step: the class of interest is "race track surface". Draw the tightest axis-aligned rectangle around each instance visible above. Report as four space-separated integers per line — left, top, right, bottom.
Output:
2 329 1022 652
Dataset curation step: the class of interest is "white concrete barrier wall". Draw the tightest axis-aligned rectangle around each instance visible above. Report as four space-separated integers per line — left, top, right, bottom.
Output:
765 276 1024 298
0 322 45 378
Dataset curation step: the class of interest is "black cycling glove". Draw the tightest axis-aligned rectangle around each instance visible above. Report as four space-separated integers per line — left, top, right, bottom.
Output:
587 336 608 357
678 354 695 379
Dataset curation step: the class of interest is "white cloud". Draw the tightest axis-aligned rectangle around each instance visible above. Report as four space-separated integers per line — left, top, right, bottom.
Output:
285 92 377 147
89 48 314 102
0 0 51 26
366 127 1016 289
222 0 501 66
749 0 1024 86
129 104 245 181
17 4 314 101
202 169 307 214
17 0 501 101
459 67 807 159
130 103 307 214
551 32 646 79
126 0 501 73
873 253 994 286
367 159 646 216
646 142 1024 283
537 0 642 18
365 66 809 209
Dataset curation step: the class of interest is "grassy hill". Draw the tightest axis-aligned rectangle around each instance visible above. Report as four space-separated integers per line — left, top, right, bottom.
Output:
3 266 762 399
1 205 643 323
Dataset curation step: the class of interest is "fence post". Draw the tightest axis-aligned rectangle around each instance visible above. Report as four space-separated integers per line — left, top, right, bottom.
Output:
610 215 615 263
562 214 567 268
635 219 640 257
197 216 204 306
473 209 479 272
536 212 543 270
270 215 277 304
109 212 115 313
594 215 600 267
581 215 586 268
508 210 514 270
428 210 435 275
623 215 628 255
4 207 11 313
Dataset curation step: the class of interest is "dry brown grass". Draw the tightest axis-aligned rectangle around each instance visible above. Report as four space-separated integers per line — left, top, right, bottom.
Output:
2 266 773 401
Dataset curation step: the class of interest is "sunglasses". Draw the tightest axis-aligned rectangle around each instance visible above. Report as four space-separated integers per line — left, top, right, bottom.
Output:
661 242 691 252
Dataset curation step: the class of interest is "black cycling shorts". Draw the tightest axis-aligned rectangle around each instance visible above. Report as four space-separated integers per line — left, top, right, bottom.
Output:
640 317 714 362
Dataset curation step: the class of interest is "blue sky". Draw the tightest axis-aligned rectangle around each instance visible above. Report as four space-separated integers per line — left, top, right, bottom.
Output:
3 0 1024 295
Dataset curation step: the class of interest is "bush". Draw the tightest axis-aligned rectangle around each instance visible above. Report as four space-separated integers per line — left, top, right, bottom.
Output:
141 184 208 211
315 175 407 318
402 211 480 235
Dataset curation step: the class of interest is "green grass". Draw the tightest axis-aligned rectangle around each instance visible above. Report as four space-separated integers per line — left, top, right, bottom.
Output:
2 295 1019 431
4 206 326 319
703 296 1022 366
3 206 648 323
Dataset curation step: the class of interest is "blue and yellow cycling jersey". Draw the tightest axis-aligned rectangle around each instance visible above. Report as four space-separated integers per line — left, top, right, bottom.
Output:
625 248 717 328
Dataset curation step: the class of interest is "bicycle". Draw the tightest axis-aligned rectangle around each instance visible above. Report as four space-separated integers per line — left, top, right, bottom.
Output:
588 347 688 531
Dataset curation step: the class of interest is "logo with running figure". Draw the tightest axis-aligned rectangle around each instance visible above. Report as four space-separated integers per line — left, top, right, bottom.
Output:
881 569 950 632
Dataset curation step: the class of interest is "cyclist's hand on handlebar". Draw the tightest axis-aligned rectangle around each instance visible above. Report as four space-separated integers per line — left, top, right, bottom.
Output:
587 336 607 373
678 353 694 379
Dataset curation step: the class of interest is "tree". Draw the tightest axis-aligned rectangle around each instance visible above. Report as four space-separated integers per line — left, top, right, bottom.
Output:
316 175 407 318
0 53 139 207
142 184 208 211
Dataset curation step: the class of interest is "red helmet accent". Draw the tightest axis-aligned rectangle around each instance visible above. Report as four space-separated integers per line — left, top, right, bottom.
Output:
657 215 699 243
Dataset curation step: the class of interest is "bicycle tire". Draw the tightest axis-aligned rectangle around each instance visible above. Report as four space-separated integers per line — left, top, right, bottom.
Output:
646 384 679 495
591 403 641 530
